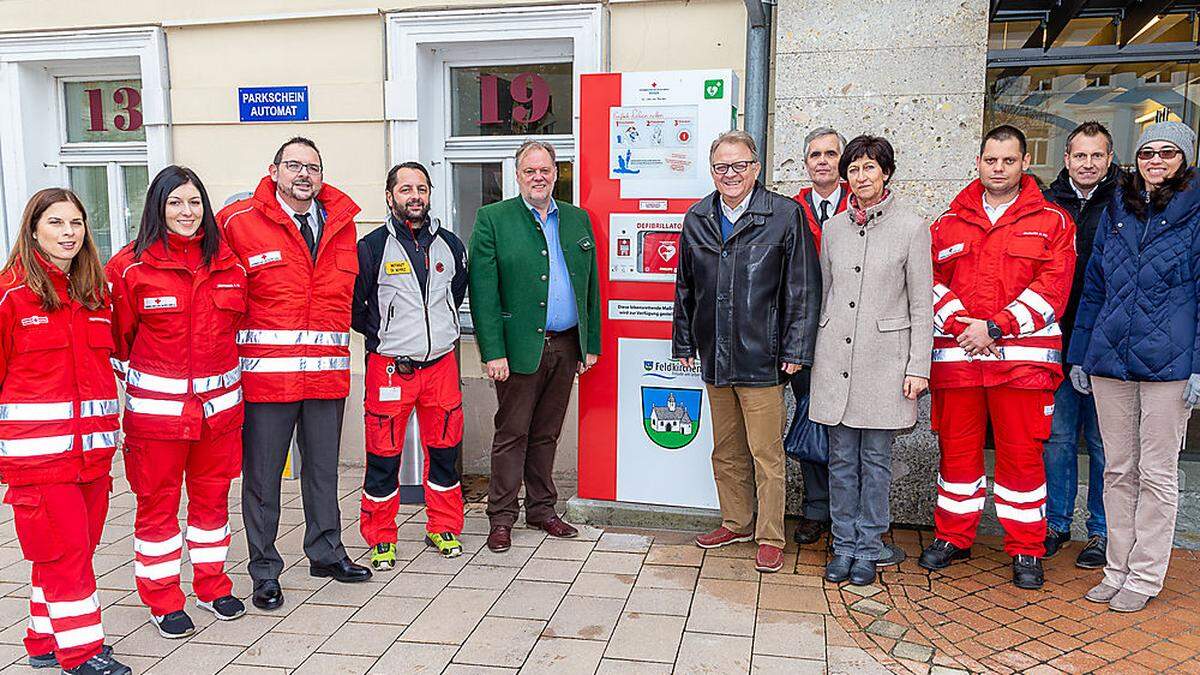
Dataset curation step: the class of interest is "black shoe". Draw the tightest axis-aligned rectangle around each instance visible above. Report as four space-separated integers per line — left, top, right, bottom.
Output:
792 517 829 545
252 579 284 611
1075 535 1107 569
29 645 112 669
197 595 246 621
1043 528 1071 558
918 539 971 570
849 558 877 586
875 542 907 568
1013 554 1044 589
63 651 130 675
150 609 194 638
824 555 853 582
310 557 372 583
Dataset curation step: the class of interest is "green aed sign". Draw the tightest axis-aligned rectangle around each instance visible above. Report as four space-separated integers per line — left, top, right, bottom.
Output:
703 79 724 100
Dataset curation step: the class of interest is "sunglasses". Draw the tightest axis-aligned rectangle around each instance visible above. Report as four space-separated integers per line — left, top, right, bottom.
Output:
1136 147 1181 161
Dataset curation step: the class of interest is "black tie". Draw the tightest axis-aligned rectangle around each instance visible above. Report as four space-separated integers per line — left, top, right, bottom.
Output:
296 213 317 260
818 200 831 225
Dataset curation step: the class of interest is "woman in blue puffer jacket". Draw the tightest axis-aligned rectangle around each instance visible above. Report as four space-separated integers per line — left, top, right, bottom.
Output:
1068 121 1200 614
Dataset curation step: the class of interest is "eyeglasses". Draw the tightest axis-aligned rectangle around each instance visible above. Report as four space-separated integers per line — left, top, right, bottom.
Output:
711 160 757 175
1136 147 1181 161
280 160 323 175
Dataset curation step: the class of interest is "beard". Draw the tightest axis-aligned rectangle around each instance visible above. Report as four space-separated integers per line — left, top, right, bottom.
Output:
392 199 428 222
285 179 315 200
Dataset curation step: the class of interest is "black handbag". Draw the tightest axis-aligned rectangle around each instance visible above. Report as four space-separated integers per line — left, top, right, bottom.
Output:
784 390 829 464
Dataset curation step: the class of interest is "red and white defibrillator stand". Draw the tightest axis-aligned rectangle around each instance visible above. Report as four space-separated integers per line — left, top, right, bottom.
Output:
577 69 738 510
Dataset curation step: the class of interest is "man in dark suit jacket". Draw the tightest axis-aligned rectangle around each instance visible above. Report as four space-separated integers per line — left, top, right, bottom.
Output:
468 140 601 553
790 126 849 547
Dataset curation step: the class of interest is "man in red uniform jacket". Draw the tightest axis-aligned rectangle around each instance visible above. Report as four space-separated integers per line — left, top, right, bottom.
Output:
217 137 371 611
920 125 1076 590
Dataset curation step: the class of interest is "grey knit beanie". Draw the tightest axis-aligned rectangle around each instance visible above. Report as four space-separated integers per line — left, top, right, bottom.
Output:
1135 121 1196 167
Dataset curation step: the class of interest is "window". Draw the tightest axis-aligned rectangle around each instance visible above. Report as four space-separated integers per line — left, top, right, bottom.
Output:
59 78 149 260
0 26 169 257
385 6 602 329
1028 138 1049 167
449 63 573 137
984 61 1200 185
987 10 1200 458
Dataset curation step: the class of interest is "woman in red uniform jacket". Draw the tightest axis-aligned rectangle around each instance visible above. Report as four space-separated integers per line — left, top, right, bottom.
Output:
107 166 248 638
0 189 128 675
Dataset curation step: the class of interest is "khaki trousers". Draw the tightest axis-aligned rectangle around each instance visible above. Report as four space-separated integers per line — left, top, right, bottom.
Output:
706 383 786 548
1091 376 1190 596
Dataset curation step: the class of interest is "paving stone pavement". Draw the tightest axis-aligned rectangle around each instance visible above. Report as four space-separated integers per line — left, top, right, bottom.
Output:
0 459 1197 674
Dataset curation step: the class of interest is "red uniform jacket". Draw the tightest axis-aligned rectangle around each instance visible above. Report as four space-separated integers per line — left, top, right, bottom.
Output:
930 175 1076 390
793 181 850 252
216 177 361 403
107 233 247 441
0 256 119 486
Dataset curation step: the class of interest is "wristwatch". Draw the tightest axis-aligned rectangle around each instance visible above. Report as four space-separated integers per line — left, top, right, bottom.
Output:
985 320 1003 341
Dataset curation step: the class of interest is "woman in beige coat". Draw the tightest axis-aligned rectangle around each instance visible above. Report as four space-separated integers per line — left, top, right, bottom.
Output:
809 135 933 586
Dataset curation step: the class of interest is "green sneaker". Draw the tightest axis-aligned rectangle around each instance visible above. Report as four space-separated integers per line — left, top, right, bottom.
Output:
425 532 463 558
371 543 397 571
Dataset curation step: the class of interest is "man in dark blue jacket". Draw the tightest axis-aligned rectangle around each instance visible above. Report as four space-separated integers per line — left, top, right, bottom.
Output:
1040 121 1119 569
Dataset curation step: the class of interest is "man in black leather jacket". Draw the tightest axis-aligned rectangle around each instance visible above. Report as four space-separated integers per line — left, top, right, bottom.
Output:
673 130 821 572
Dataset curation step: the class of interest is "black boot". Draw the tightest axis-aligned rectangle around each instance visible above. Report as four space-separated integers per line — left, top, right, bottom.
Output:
1043 528 1070 558
849 558 877 586
1013 554 1044 589
824 555 853 582
1075 535 1107 569
918 538 970 570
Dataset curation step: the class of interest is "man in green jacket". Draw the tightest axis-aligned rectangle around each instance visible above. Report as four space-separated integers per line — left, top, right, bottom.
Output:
468 140 601 553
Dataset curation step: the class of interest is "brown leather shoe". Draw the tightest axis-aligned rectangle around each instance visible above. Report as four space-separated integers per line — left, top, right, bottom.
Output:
487 525 512 552
527 515 578 538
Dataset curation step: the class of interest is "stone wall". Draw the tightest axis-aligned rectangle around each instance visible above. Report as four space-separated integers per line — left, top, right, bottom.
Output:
772 0 989 524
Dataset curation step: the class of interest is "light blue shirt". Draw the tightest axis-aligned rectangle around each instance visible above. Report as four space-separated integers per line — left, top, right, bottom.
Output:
525 198 578 332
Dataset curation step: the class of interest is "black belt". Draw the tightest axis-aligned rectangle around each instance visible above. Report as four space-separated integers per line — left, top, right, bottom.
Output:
544 326 578 340
385 351 449 374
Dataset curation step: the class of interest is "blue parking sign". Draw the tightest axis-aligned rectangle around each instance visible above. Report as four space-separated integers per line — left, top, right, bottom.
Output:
238 86 309 122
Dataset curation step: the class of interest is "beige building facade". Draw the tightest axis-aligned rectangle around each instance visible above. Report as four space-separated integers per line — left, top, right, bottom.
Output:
0 0 750 480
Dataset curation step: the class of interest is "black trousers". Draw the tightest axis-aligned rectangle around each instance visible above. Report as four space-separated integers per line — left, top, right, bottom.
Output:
242 398 348 585
790 370 830 522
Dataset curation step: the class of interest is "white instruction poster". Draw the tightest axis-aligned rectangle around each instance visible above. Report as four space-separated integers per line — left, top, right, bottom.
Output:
616 338 718 509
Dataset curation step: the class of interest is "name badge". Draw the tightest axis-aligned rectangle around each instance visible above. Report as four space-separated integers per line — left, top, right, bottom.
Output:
379 386 402 401
385 260 412 275
143 296 178 310
20 315 48 327
937 243 964 261
248 250 283 268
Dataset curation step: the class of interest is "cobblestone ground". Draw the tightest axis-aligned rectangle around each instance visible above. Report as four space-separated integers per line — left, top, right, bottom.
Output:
0 459 1195 674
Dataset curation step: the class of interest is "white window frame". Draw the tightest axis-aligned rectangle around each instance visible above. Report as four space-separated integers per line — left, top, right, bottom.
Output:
55 71 150 256
384 3 603 219
0 26 170 253
384 4 602 330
